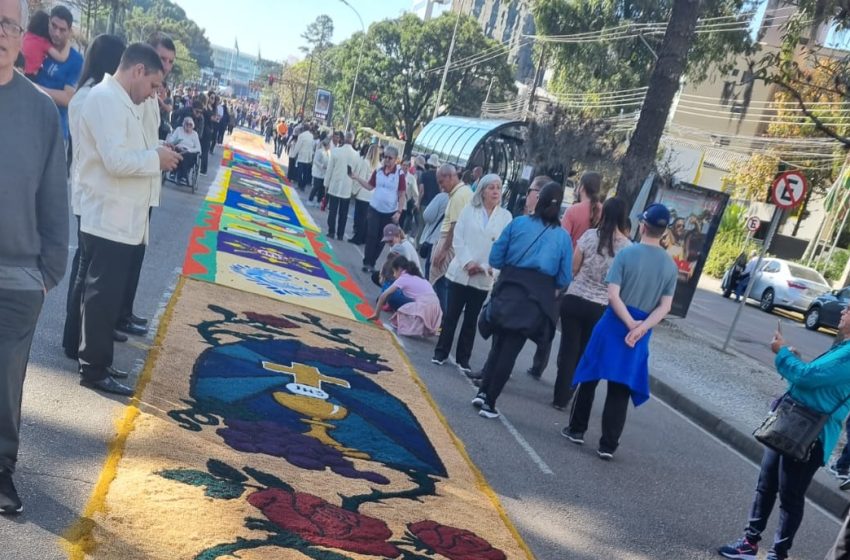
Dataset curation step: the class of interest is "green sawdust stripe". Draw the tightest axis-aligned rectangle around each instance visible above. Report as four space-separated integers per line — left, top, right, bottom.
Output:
62 276 187 559
386 333 538 560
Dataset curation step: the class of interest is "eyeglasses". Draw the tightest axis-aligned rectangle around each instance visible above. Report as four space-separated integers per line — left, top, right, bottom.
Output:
0 19 24 37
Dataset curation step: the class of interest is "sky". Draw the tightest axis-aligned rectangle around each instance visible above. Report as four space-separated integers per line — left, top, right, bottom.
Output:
171 0 448 62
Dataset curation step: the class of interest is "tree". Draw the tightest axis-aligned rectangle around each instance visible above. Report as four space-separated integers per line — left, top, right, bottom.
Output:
171 39 200 85
299 15 334 116
616 0 705 209
274 61 312 118
323 12 515 155
532 0 752 117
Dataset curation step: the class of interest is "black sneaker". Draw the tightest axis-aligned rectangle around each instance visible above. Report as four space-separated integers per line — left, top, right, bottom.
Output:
478 402 499 419
431 357 445 366
0 471 23 515
457 362 472 374
526 368 542 380
471 392 487 408
597 450 614 461
560 428 585 445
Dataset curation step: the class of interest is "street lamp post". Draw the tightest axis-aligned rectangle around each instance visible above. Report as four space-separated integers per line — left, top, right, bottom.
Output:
339 0 365 132
432 9 461 121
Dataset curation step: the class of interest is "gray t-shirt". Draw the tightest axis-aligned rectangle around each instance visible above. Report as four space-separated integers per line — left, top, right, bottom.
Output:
606 243 677 314
390 239 422 273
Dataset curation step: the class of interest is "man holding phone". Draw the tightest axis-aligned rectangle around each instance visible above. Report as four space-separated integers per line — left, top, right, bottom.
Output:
323 131 360 240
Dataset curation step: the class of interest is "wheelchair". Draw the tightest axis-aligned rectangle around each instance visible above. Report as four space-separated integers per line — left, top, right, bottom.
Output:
162 152 200 193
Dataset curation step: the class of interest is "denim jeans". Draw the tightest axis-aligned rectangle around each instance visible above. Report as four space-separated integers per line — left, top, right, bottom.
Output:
381 280 414 311
834 417 850 472
745 442 823 558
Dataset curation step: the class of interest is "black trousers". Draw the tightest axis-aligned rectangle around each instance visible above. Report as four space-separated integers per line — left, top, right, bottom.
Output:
479 329 528 407
286 157 297 180
119 208 151 323
63 216 85 358
78 233 138 382
530 337 553 377
827 510 850 560
433 281 488 367
0 289 43 473
364 207 394 267
327 195 350 238
309 177 325 202
568 380 632 453
746 443 823 557
297 162 311 191
351 199 369 243
200 135 210 174
554 295 607 407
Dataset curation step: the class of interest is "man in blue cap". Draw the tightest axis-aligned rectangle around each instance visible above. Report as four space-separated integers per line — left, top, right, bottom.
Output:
561 203 678 460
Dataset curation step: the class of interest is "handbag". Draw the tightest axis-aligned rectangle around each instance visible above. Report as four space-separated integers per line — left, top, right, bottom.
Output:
753 391 850 462
478 224 553 338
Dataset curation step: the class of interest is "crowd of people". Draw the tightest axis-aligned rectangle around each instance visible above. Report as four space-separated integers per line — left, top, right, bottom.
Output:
2 2 850 559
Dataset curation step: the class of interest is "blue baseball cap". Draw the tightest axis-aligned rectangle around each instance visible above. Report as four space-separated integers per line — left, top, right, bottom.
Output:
640 203 671 228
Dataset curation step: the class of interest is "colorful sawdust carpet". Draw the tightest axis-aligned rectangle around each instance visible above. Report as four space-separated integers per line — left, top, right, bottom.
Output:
64 279 533 560
183 131 372 322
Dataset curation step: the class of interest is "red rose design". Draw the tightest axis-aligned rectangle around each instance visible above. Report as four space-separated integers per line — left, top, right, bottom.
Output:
408 520 506 560
248 488 400 557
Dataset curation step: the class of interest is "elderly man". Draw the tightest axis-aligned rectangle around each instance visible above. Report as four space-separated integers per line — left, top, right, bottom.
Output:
116 32 178 339
291 123 314 191
429 164 471 314
76 43 180 396
0 0 69 514
324 131 360 240
34 4 82 145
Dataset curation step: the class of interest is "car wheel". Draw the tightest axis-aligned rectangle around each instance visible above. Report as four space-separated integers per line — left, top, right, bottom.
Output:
760 288 775 312
804 307 821 330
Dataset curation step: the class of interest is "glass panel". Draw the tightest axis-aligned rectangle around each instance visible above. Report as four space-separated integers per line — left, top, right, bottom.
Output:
446 127 479 166
430 125 456 162
437 126 468 165
458 128 491 163
787 264 827 285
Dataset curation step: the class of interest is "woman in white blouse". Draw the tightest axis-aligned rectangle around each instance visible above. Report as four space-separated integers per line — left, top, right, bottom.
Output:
166 116 202 183
431 174 512 373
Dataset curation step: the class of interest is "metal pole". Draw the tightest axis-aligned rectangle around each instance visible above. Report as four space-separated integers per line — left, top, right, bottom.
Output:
723 207 782 352
433 10 462 120
339 0 365 132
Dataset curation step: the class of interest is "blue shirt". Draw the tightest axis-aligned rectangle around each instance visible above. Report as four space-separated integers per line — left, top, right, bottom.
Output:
36 48 83 140
776 340 850 463
489 215 573 289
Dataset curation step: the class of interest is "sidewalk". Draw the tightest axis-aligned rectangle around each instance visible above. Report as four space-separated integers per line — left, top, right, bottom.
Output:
648 314 849 519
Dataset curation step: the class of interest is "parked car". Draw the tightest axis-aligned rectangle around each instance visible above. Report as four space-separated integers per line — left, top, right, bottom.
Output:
723 258 831 314
804 286 850 330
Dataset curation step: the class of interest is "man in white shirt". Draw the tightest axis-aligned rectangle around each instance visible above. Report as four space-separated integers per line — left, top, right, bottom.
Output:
118 32 177 338
291 124 314 192
323 131 360 240
76 43 180 396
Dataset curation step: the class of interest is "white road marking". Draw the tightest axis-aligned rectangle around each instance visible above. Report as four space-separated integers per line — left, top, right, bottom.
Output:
652 394 842 525
146 267 182 342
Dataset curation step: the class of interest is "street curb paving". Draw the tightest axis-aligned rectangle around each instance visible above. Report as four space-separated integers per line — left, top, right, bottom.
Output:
649 374 850 521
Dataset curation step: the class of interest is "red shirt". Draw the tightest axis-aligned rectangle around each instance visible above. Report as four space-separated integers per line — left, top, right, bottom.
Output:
561 200 602 248
22 33 52 76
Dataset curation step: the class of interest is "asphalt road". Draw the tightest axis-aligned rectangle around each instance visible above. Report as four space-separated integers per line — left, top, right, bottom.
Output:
678 280 838 367
302 198 844 560
0 156 221 559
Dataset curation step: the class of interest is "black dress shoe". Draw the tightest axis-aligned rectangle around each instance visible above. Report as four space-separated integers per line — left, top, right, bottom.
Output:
116 321 148 336
113 330 128 343
107 366 129 379
80 376 134 396
126 314 148 327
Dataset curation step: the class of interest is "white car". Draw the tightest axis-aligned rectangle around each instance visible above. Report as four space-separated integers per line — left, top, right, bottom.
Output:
741 258 831 313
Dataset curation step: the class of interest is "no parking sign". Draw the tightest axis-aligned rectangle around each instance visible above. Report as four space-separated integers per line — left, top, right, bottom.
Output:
771 171 808 210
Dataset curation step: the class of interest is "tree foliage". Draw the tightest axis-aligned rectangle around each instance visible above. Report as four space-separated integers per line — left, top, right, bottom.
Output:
532 0 754 113
321 12 515 155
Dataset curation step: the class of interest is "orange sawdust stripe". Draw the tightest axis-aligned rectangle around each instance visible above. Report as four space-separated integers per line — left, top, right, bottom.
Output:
387 333 538 560
61 276 187 559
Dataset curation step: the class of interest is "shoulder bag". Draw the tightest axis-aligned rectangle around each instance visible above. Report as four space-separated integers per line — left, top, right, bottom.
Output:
477 224 552 338
753 391 850 462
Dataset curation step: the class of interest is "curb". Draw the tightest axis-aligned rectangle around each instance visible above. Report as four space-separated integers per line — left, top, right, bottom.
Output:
650 374 850 520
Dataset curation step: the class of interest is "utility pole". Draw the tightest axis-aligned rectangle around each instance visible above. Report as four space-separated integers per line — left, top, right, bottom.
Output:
526 44 548 119
432 10 461 121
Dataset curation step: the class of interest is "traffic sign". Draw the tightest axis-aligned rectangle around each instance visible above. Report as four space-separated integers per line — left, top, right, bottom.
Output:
771 171 808 210
746 216 761 232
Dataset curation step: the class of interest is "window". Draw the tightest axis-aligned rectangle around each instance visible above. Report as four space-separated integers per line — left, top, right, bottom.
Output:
840 287 850 301
787 263 827 285
745 0 769 42
762 261 780 273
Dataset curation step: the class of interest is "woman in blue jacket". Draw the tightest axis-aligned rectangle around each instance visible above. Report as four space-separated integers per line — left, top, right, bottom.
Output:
472 182 572 419
719 307 850 560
